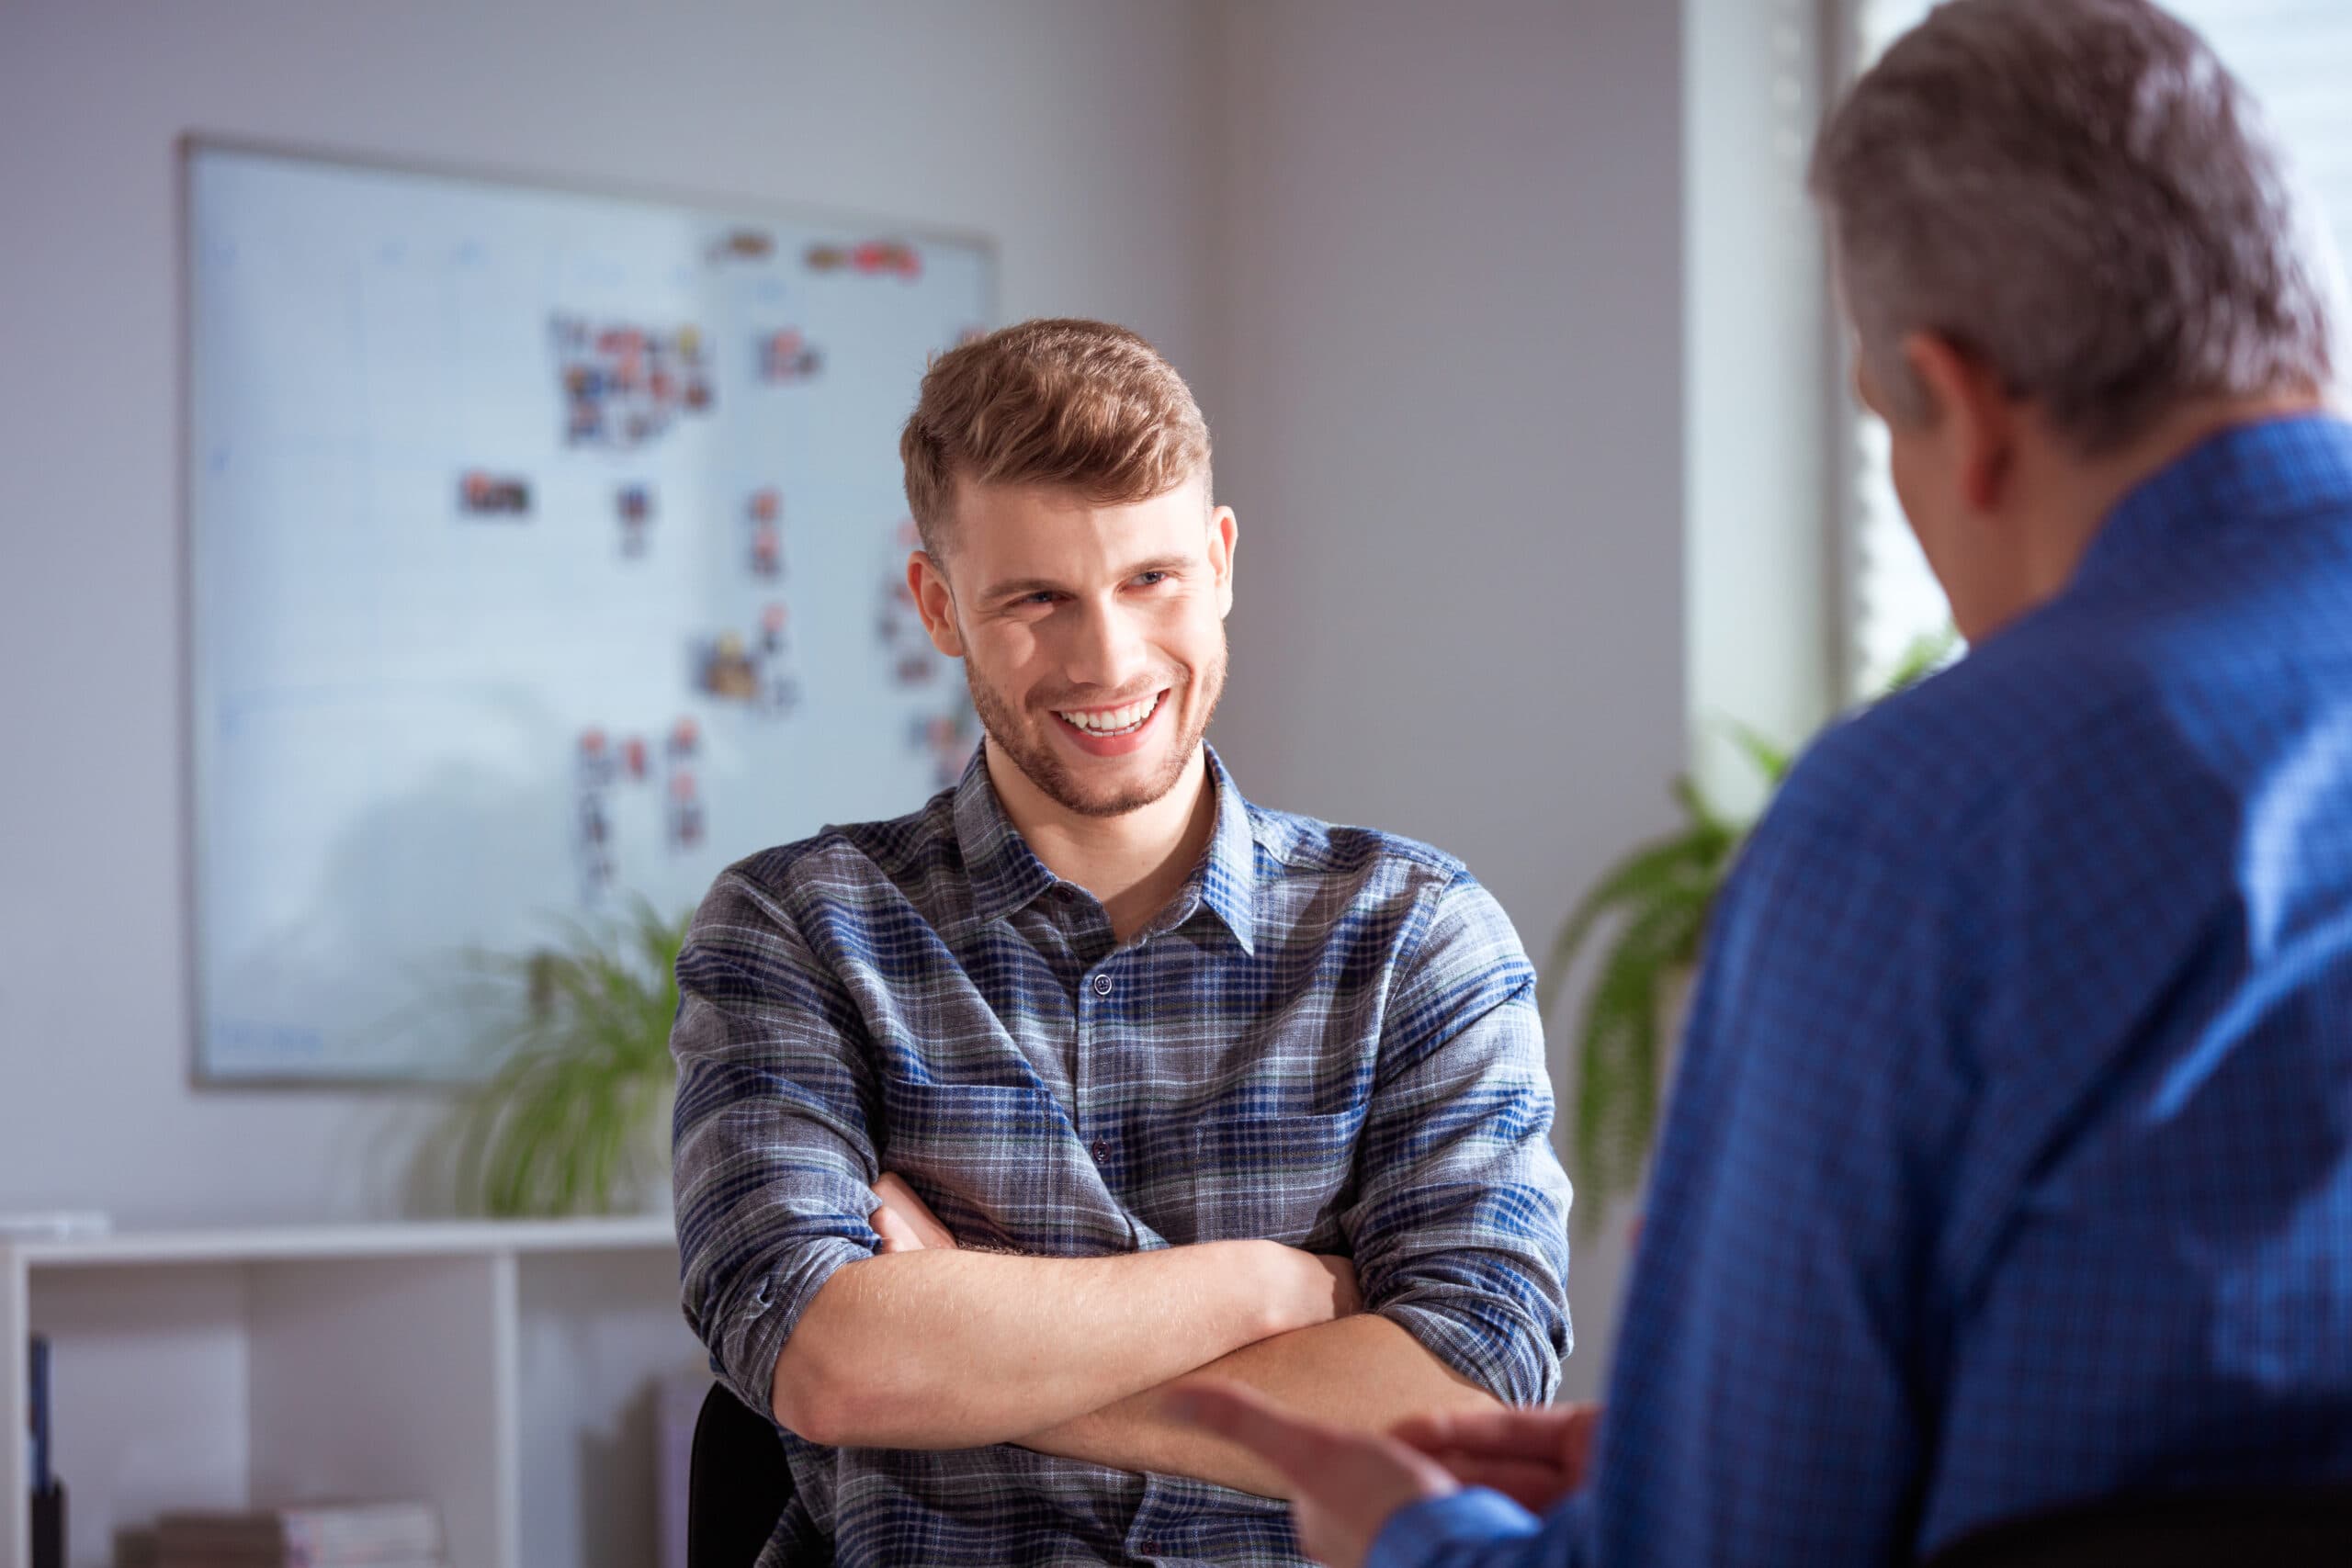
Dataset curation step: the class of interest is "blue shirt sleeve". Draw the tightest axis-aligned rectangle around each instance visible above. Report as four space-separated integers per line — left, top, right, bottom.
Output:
1572 727 1974 1565
1369 1488 1555 1568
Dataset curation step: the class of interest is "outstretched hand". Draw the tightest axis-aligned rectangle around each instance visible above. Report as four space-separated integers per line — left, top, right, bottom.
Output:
1391 1403 1600 1514
1172 1382 1459 1568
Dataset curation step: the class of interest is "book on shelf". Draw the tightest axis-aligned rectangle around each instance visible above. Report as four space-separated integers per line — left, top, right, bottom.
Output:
154 1500 445 1568
26 1335 50 1493
28 1336 63 1568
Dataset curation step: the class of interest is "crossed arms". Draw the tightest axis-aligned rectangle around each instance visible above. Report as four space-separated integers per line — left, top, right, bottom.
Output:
772 1174 1498 1496
672 868 1572 1499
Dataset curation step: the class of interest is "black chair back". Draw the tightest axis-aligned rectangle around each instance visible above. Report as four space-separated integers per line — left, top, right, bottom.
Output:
1924 1485 2352 1567
687 1382 796 1568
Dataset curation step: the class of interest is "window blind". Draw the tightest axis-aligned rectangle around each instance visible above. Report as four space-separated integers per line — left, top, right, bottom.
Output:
1840 0 2352 691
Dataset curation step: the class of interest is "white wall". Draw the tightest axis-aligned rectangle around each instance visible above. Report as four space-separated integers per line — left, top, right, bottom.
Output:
1211 0 1689 1400
2 0 1718 1406
0 0 1227 1225
1687 0 1837 812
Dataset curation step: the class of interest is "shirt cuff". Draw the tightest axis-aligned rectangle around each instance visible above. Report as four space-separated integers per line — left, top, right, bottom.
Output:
717 1232 873 1418
1368 1488 1543 1568
1378 1297 1561 1407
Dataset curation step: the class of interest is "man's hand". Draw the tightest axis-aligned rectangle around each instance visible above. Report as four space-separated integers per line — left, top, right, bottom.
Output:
1392 1403 1600 1513
870 1173 958 1253
1173 1382 1459 1568
1289 1248 1363 1323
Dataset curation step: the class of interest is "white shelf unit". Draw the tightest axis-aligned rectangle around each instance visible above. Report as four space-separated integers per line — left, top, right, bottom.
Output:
3 1218 708 1568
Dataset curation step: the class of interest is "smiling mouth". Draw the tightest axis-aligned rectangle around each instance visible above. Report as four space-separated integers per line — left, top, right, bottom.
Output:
1052 691 1166 738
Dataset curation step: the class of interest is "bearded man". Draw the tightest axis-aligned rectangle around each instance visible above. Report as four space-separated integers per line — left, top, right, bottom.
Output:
672 318 1572 1567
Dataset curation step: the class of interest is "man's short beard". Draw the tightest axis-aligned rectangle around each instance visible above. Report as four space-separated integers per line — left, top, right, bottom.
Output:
965 641 1227 819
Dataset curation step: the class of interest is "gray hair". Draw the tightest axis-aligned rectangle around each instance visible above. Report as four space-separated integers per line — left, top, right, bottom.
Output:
1812 0 2343 452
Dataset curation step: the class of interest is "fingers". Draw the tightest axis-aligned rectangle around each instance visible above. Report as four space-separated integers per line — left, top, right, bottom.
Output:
873 1173 939 1233
869 1200 918 1253
1558 1404 1600 1489
871 1173 958 1250
1420 1452 1571 1513
1170 1382 1345 1490
1393 1404 1589 1462
1179 1382 1464 1568
1319 1255 1364 1317
1392 1408 1555 1461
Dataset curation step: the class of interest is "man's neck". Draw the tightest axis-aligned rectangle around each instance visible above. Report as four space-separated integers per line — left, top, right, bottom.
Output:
2023 389 2331 605
983 740 1220 944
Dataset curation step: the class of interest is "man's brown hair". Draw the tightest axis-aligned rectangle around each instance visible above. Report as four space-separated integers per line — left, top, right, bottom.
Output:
899 318 1212 558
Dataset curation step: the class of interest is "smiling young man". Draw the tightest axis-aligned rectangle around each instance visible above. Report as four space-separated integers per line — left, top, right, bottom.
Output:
670 319 1572 1567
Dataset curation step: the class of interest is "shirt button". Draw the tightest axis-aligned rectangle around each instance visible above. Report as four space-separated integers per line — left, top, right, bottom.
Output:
1091 1137 1109 1163
1139 1540 1159 1558
1091 973 1113 997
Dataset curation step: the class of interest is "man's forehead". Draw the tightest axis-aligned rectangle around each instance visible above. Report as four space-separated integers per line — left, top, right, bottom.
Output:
951 478 1210 556
952 471 1209 521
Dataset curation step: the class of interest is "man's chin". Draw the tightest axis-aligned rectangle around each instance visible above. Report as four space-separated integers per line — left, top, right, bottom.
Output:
1054 756 1186 818
1031 730 1196 818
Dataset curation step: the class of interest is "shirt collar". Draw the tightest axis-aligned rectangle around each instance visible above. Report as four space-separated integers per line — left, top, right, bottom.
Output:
2074 412 2352 593
952 749 1058 927
951 741 1260 953
1172 745 1261 954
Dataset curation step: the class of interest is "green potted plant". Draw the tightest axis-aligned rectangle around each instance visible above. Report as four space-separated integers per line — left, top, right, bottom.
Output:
1541 631 1957 1227
448 896 694 1218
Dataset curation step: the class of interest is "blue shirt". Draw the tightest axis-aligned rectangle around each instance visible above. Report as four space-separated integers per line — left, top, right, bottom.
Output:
671 745 1572 1566
1376 414 2352 1567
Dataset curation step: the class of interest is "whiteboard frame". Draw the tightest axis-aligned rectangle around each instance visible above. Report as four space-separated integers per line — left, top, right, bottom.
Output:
176 131 999 1089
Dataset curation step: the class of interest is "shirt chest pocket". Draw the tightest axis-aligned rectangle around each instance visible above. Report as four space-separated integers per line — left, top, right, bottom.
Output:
878 1080 1080 1254
1190 1111 1359 1250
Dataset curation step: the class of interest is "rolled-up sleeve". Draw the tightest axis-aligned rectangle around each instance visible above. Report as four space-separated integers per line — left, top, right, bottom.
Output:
670 868 883 1416
1348 872 1574 1406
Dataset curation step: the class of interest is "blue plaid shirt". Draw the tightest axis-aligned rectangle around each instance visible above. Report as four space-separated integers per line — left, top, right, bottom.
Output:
672 745 1572 1566
1374 414 2352 1568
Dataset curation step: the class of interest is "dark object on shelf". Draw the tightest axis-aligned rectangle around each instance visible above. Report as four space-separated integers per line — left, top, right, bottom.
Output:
27 1335 50 1492
687 1382 796 1568
28 1335 62 1568
30 1480 64 1568
1923 1484 2352 1568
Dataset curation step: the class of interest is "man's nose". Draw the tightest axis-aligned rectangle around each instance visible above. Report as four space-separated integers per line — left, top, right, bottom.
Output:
1061 599 1149 692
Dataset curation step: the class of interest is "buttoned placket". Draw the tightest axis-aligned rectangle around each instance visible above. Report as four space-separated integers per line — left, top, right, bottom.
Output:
1080 961 1114 1168
1075 919 1165 1185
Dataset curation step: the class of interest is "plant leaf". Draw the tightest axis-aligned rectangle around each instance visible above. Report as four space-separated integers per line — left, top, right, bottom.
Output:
444 899 693 1218
1721 720 1793 789
1537 820 1729 1021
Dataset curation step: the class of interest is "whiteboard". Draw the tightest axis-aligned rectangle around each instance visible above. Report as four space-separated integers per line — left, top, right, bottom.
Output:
184 141 991 1082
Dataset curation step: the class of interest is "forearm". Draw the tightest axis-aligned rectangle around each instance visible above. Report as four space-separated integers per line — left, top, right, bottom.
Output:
1020 1313 1501 1497
770 1239 1333 1448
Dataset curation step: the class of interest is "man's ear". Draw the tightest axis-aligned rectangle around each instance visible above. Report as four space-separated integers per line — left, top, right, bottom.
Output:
1209 505 1238 619
1900 332 2018 513
908 551 965 658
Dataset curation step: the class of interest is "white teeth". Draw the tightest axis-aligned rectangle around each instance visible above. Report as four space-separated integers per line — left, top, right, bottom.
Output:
1057 694 1160 734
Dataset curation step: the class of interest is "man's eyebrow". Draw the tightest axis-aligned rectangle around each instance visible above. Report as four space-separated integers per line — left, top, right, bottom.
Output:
980 574 1068 602
980 556 1195 602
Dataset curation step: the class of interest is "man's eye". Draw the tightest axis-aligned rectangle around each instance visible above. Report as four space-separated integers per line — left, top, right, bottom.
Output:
1022 592 1059 606
1133 571 1170 587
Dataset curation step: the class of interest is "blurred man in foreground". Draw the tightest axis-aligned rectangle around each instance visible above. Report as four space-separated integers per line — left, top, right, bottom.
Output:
1185 1 2352 1562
